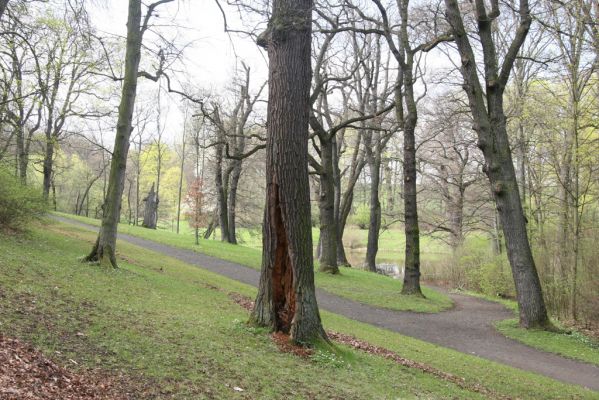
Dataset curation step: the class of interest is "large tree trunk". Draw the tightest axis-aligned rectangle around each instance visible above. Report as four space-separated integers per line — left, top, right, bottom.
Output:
445 0 550 329
317 137 338 274
84 0 144 268
485 124 550 327
250 0 327 344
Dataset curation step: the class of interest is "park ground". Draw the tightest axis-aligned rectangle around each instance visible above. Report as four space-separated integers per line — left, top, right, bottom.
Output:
0 217 598 399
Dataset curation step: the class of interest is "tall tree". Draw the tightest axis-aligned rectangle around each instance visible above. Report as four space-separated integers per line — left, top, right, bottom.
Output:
84 0 173 267
250 0 327 344
444 0 550 328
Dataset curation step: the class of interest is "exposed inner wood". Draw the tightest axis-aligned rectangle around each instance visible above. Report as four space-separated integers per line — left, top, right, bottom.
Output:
270 185 295 333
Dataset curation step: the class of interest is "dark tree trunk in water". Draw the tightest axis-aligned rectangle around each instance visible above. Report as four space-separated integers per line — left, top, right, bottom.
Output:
250 0 327 344
445 0 550 328
142 183 158 229
317 137 338 274
84 0 150 268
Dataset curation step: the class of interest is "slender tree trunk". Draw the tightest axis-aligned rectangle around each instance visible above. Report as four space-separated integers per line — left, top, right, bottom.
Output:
135 137 142 226
84 0 145 268
215 139 229 241
42 137 54 200
401 102 423 295
337 142 366 267
176 134 186 234
250 0 327 344
365 150 381 272
448 187 465 250
51 177 57 211
16 125 27 184
227 159 242 244
318 137 339 274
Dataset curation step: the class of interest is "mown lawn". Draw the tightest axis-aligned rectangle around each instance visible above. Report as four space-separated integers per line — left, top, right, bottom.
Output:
0 221 596 399
53 212 453 313
496 319 599 367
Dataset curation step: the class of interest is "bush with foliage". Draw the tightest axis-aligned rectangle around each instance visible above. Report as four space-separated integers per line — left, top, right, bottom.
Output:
0 167 46 230
350 203 370 230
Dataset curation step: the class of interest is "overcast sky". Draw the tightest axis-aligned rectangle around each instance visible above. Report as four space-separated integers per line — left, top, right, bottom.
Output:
87 0 269 141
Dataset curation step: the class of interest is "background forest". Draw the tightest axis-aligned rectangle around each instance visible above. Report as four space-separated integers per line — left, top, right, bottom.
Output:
1 0 597 328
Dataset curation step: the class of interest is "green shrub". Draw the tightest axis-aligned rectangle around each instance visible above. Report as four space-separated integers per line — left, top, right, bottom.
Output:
0 167 46 230
350 203 370 230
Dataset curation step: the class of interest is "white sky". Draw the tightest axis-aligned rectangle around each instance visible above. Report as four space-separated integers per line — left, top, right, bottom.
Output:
88 0 269 140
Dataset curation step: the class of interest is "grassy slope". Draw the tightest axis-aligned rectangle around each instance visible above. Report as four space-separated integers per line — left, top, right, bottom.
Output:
1 224 478 400
1 221 596 399
53 212 452 313
496 319 599 367
453 290 599 367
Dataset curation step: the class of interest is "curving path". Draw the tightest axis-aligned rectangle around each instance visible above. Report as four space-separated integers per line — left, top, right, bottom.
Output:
53 216 599 392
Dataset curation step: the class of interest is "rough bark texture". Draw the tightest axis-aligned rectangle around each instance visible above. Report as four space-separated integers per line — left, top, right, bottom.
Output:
402 118 422 294
250 0 327 344
445 0 550 328
227 159 242 244
401 69 423 295
317 137 339 274
371 0 424 295
364 139 382 273
214 121 230 242
84 0 144 268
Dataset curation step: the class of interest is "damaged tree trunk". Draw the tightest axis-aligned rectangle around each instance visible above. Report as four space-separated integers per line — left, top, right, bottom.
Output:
142 182 158 229
250 0 327 344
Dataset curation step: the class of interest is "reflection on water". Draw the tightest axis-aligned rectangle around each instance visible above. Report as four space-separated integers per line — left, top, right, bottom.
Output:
345 250 404 279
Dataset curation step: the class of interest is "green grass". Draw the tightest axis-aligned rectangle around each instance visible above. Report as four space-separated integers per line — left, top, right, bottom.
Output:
496 319 599 366
53 212 453 313
454 290 599 367
452 289 519 313
317 267 452 312
0 222 596 399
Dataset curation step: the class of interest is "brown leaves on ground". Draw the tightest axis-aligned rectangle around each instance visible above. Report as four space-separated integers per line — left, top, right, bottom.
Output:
0 335 134 400
270 332 314 358
228 292 511 400
228 292 254 311
327 331 511 400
